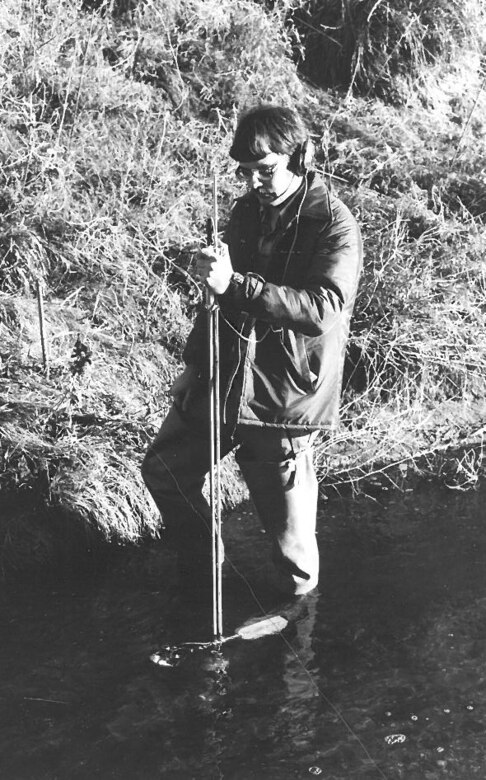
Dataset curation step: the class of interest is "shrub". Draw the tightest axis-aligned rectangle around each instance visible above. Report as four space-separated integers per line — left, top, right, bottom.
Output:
290 0 485 103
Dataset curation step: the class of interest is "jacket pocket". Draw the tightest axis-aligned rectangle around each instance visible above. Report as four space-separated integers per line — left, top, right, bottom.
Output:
279 330 316 393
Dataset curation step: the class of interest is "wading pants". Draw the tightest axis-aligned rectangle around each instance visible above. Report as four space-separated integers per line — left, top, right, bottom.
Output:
141 400 319 596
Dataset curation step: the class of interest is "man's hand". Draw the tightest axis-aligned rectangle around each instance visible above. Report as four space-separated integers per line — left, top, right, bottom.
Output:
170 365 201 412
196 244 233 295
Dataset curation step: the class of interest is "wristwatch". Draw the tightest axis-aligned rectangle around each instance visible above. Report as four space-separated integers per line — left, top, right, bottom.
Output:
230 272 245 290
227 271 265 300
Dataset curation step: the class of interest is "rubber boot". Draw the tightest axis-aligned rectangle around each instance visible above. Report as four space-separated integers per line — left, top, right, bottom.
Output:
237 449 319 596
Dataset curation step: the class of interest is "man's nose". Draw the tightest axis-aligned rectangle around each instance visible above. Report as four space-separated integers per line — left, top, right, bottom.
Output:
248 170 263 188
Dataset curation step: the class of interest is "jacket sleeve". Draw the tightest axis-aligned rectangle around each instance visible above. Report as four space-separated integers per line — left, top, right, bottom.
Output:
228 197 363 337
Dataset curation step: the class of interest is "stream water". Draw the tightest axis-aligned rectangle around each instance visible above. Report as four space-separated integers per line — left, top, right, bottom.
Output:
1 479 486 779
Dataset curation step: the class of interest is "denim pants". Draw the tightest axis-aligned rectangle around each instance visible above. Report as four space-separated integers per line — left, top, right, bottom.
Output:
141 396 319 595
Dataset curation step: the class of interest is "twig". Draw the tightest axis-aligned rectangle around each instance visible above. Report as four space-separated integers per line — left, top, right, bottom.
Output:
146 110 169 206
24 697 68 705
451 73 486 165
68 12 97 147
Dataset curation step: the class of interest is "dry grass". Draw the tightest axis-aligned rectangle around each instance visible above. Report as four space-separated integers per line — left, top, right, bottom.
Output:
0 0 485 573
308 81 486 492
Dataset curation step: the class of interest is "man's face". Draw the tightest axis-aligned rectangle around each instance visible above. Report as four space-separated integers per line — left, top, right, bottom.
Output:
235 153 295 203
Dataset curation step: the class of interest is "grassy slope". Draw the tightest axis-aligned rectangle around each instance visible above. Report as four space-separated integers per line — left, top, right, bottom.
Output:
0 0 485 573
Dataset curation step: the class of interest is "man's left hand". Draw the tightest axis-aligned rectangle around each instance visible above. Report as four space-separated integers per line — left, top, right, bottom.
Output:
196 244 233 295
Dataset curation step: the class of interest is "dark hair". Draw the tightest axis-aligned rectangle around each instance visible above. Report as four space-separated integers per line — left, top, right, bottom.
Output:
229 104 308 163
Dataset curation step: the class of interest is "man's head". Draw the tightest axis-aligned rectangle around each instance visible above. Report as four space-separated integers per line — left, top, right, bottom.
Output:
229 105 312 203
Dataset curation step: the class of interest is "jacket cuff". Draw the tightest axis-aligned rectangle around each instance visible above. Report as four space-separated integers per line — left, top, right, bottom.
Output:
224 272 265 304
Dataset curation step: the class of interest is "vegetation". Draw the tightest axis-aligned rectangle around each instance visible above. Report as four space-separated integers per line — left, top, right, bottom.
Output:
0 0 485 575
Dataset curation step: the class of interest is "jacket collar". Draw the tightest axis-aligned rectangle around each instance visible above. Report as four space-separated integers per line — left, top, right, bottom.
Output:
298 172 332 221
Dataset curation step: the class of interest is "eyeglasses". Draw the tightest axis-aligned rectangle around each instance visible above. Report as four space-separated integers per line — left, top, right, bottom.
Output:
235 162 279 181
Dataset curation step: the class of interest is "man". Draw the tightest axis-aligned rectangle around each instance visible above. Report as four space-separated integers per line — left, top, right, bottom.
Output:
142 105 362 598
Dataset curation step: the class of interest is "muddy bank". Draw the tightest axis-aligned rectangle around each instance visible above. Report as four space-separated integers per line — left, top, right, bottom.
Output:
1 449 485 583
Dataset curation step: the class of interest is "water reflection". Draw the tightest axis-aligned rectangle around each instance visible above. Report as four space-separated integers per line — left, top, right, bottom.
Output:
1 480 486 778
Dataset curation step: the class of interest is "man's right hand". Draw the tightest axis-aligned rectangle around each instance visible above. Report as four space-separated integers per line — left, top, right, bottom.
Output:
170 364 201 412
196 244 233 295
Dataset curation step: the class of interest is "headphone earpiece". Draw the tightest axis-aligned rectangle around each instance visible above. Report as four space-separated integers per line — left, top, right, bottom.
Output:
289 138 314 175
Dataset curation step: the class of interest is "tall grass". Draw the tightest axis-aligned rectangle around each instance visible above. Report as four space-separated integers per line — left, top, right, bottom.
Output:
312 84 486 491
0 0 485 573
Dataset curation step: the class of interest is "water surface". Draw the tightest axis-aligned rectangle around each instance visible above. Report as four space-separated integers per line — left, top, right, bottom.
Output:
1 480 486 779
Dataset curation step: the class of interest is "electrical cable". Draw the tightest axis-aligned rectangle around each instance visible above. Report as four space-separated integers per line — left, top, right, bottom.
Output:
214 172 340 346
216 173 307 345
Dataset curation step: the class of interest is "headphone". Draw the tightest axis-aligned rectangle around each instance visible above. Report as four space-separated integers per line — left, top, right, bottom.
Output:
289 137 314 175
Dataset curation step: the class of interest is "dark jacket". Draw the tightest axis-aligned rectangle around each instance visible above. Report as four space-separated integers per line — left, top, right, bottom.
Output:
183 173 363 431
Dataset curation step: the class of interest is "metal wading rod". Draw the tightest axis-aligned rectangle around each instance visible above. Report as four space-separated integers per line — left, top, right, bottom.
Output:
206 172 223 643
36 277 50 376
150 175 291 669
